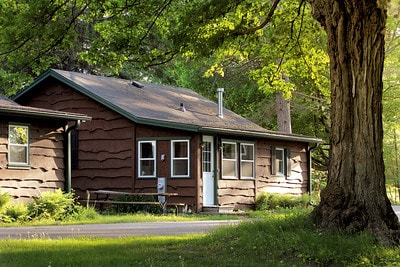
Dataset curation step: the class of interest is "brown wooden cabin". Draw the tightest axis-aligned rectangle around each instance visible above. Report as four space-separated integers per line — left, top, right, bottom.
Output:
0 95 90 201
13 69 322 212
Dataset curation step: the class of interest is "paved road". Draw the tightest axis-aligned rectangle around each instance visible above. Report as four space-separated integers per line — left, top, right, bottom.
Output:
0 206 398 240
0 220 241 239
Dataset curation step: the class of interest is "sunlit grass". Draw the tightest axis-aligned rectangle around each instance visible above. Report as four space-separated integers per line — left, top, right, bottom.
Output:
0 212 243 227
1 209 399 267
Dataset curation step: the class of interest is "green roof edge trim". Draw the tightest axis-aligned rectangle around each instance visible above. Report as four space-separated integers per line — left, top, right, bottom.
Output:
199 126 324 143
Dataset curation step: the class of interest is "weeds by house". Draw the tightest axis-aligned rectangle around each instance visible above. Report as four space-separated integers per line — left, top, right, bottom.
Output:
1 209 399 266
255 192 310 210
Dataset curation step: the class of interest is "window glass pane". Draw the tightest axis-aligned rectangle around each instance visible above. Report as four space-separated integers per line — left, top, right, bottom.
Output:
173 141 188 157
275 148 284 174
241 144 254 160
141 142 154 158
223 143 236 159
223 161 237 177
241 162 254 177
173 159 188 176
9 126 28 145
140 160 155 176
10 146 27 163
202 141 212 172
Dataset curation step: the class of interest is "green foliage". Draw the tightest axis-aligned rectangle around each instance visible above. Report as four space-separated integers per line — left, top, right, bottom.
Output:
27 189 76 220
0 191 11 212
255 192 309 210
3 203 29 223
69 205 99 221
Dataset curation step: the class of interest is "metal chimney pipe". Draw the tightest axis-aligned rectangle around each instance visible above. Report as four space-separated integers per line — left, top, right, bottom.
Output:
217 88 224 118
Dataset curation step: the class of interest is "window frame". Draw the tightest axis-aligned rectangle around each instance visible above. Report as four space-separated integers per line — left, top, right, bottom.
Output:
240 143 255 179
170 139 190 178
137 140 157 178
8 124 30 169
271 147 291 177
221 141 238 179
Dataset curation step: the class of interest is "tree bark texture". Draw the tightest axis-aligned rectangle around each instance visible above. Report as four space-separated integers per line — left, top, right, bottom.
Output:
276 91 292 133
309 0 399 245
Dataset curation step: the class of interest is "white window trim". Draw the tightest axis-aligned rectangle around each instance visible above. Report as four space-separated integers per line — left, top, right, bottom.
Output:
275 147 286 176
170 140 190 178
8 124 30 169
240 143 255 179
222 141 238 179
138 140 156 178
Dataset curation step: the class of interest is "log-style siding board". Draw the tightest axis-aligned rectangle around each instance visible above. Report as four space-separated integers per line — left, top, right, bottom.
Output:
0 118 67 200
73 177 134 191
0 169 64 181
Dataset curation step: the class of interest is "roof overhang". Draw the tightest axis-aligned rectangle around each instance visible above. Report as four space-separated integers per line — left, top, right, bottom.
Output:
0 106 91 122
199 126 324 144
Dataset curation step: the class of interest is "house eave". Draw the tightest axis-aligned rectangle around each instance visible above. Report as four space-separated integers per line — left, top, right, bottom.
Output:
199 126 324 144
0 107 91 122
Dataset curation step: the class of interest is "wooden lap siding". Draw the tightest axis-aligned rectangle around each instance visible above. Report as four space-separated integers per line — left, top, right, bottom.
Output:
0 120 65 201
217 140 309 210
256 140 309 195
134 125 201 211
18 83 136 199
22 82 201 210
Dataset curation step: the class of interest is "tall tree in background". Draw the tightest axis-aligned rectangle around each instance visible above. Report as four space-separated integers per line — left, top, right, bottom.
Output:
309 0 399 245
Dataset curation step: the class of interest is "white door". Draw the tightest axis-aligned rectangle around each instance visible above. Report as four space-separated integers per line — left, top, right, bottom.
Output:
202 136 215 206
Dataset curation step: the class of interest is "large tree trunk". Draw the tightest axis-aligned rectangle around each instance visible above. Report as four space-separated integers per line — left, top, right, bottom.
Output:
309 0 399 245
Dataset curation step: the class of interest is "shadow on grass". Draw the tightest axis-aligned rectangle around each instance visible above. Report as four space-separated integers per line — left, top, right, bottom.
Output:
1 210 399 267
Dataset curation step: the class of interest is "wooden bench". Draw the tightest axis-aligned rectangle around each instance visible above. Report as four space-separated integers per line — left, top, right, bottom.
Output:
82 190 185 214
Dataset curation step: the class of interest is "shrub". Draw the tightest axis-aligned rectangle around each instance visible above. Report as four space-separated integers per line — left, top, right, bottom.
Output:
3 203 29 223
255 192 309 211
28 189 75 220
0 191 11 212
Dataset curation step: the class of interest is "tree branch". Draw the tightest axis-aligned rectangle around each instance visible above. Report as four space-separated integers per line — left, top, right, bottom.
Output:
235 0 281 35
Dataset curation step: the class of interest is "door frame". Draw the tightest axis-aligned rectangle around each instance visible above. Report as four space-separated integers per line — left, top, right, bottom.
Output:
202 135 217 206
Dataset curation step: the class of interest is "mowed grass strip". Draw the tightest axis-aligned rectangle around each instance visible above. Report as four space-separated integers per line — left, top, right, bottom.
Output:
1 210 400 267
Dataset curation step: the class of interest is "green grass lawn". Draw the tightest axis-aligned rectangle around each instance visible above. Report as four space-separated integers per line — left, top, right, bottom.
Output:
1 209 400 267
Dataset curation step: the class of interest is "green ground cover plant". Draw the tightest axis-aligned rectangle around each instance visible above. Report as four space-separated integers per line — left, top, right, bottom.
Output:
1 209 399 267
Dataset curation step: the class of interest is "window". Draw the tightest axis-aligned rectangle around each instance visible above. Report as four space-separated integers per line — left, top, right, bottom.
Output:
8 124 29 168
202 140 212 172
171 140 190 177
222 142 238 179
222 141 255 179
271 147 291 176
241 143 254 179
138 141 156 178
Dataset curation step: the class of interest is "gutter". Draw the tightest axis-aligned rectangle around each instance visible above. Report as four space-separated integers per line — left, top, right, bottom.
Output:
65 120 81 193
199 126 324 144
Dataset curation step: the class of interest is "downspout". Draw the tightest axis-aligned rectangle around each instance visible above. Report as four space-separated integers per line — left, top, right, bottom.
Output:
65 120 81 193
307 143 318 196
